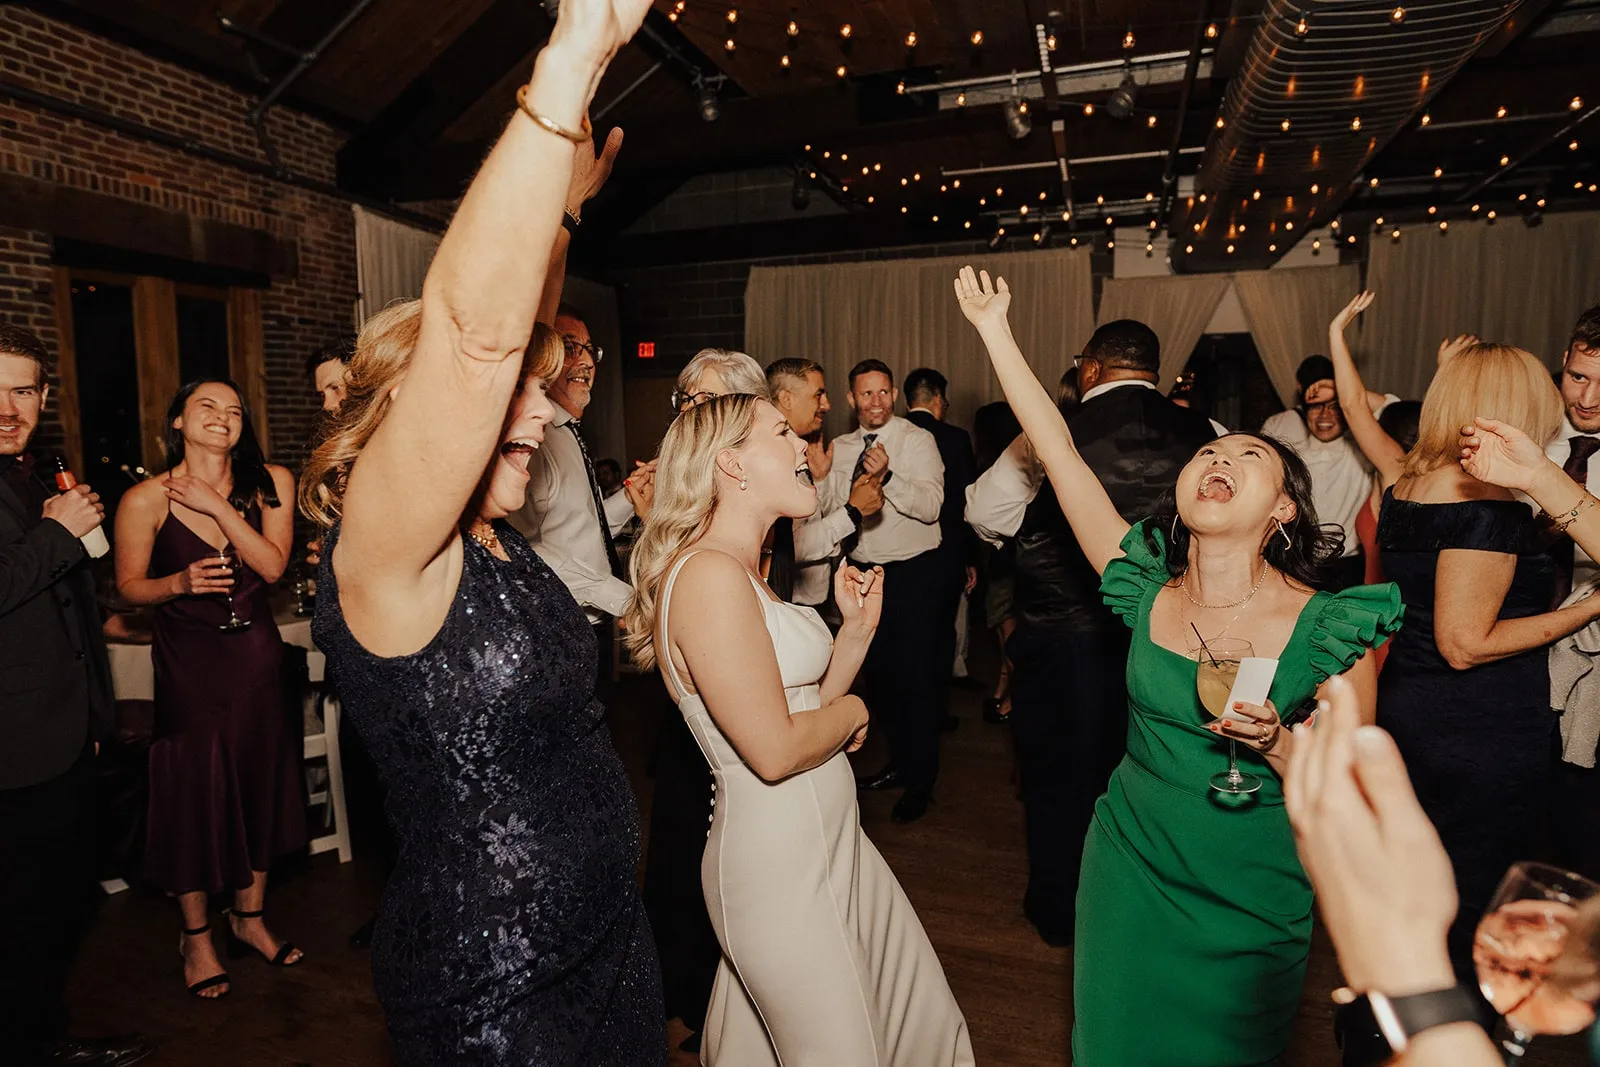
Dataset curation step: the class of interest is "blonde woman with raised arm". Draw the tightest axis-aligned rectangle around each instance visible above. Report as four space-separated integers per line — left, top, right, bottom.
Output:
299 1 665 1063
624 394 973 1066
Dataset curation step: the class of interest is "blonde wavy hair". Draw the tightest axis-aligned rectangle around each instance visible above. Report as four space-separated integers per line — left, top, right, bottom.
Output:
298 300 565 528
1404 342 1562 479
623 392 764 670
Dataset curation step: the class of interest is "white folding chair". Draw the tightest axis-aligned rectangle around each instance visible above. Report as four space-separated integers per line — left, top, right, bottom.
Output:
302 648 352 863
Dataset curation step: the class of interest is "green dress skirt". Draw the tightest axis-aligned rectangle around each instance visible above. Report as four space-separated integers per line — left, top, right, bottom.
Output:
1071 522 1403 1066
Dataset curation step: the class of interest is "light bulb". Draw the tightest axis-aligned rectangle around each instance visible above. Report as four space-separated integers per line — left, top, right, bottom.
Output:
1391 7 1405 22
1084 103 1095 116
726 8 738 23
905 30 918 47
839 23 852 38
781 55 792 68
787 19 798 36
970 30 984 46
1350 116 1362 131
1496 105 1507 119
1434 166 1443 178
1147 115 1158 128
1420 113 1431 126
724 38 735 51
1206 23 1219 38
836 64 847 78
1573 96 1584 111
1281 118 1292 132
1123 29 1136 49
1439 220 1448 232
1295 15 1309 35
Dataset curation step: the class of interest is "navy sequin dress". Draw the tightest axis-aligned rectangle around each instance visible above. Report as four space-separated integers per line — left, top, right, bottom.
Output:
313 520 664 1065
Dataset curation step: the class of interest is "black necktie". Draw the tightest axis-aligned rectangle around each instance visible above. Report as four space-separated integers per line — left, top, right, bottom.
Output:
842 433 879 559
568 420 623 579
1553 435 1600 603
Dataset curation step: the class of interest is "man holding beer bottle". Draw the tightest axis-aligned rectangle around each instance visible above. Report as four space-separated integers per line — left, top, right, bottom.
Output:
0 322 150 1067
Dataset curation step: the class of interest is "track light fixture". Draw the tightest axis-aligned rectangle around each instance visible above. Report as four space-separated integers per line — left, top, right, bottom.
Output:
694 73 726 123
1106 65 1138 120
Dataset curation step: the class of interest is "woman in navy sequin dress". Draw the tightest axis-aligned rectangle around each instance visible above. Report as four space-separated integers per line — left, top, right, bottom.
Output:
303 5 662 1060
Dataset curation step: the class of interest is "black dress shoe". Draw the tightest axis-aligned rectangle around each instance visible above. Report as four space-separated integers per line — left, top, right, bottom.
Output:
855 767 902 791
349 916 376 949
941 713 960 733
982 697 1011 724
48 1037 155 1067
891 789 931 823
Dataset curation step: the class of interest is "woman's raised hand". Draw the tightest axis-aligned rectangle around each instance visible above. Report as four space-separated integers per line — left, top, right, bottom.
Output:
835 563 884 631
548 0 652 64
1459 416 1553 493
953 266 1012 333
1331 290 1375 335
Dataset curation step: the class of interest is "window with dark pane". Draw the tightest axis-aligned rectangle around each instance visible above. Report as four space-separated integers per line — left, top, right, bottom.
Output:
69 281 141 516
176 294 231 385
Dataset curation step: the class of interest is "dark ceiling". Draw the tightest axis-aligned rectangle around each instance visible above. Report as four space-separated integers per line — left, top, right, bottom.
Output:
29 0 1600 270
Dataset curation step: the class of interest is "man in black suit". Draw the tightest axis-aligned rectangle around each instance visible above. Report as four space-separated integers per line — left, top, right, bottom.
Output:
0 323 151 1067
965 320 1216 946
902 369 978 733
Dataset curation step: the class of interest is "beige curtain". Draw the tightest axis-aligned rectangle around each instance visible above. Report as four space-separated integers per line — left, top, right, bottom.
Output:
1232 264 1362 406
1359 212 1600 399
744 247 1095 436
353 205 442 324
1096 275 1232 390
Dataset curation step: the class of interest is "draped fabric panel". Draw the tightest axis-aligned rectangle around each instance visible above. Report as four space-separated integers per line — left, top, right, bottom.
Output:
1232 264 1363 407
1095 275 1232 391
1360 213 1600 400
353 205 442 324
743 248 1095 436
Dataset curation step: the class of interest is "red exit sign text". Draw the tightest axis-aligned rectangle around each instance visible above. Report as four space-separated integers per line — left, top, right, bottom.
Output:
637 341 656 359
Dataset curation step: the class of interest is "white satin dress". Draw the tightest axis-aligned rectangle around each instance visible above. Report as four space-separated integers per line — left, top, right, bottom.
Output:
658 552 975 1067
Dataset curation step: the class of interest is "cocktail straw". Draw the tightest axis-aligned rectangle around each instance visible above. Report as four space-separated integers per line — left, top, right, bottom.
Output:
1191 622 1219 668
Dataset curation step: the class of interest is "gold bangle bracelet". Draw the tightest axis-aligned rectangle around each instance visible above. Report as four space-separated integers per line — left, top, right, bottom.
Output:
514 85 590 144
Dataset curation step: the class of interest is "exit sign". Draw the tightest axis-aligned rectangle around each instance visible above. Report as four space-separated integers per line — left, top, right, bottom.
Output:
637 341 656 359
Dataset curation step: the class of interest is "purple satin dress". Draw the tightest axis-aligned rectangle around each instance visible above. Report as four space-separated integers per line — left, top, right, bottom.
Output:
143 505 306 894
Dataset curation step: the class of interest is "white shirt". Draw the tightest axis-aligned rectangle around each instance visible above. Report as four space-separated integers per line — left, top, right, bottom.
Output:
790 502 856 606
1547 418 1600 591
1260 398 1399 560
962 379 1226 544
819 415 944 564
507 406 636 623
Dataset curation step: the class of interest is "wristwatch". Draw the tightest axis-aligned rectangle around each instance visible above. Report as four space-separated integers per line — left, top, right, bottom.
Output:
1366 985 1481 1054
843 503 863 528
561 208 581 234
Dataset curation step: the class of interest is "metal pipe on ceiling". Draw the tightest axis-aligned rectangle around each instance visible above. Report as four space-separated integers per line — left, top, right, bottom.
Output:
1159 0 1215 229
245 0 378 169
1456 102 1600 202
942 146 1205 178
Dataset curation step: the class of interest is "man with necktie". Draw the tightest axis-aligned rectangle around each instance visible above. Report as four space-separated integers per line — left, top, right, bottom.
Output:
1545 303 1600 880
821 360 946 823
509 306 651 682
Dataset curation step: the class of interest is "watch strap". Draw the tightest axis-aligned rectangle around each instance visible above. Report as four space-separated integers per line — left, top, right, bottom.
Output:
562 209 581 234
1370 985 1481 1053
843 503 863 528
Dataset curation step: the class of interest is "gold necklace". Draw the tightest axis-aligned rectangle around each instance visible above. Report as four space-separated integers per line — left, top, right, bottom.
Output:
466 520 502 553
1179 564 1270 640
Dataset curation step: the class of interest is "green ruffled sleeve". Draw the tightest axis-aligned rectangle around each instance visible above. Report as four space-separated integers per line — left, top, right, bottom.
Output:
1306 583 1405 684
1100 519 1171 630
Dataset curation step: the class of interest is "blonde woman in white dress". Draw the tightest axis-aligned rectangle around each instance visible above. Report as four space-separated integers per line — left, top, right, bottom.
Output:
624 394 974 1067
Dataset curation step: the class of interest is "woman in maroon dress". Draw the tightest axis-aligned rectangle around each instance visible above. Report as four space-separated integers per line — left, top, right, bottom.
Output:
114 378 305 999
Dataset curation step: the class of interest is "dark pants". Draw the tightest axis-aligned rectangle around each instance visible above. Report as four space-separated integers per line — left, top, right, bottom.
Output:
855 549 949 793
0 745 96 1064
641 704 719 1032
1009 625 1131 943
930 544 968 722
1553 758 1600 881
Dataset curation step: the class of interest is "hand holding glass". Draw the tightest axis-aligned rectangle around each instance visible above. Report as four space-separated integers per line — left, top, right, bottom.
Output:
1190 637 1262 794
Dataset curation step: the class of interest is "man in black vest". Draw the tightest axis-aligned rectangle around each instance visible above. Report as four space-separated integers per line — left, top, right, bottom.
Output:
902 368 978 731
965 319 1216 945
0 323 151 1066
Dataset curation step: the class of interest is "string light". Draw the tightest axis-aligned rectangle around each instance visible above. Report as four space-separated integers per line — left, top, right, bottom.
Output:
1205 23 1219 39
970 30 984 46
1391 7 1405 22
1227 243 1236 254
1285 220 1295 230
840 152 847 161
874 163 882 172
1295 14 1309 36
836 64 847 78
940 184 947 192
1537 198 1546 208
1310 183 1320 194
1268 243 1277 252
668 9 678 19
1215 116 1226 128
1439 220 1448 232
1348 234 1357 244
1487 210 1497 220
1084 103 1096 116
1040 191 1048 201
932 215 939 222
1146 113 1159 129
913 172 921 181
1518 193 1528 202
1122 28 1136 50
895 80 904 93
1198 193 1207 203
964 221 971 229
1571 140 1581 151
1046 33 1057 51
781 55 792 68
1185 244 1195 253
1145 192 1155 202
1433 166 1443 178
1146 242 1155 255
1573 96 1585 111
956 92 966 107
900 206 907 214
900 177 908 187
822 150 830 158
1312 238 1321 252
1375 216 1384 226
1033 231 1043 244
1252 189 1261 200
1391 228 1401 240
905 30 918 47
1020 205 1030 215
1148 219 1158 229
1471 203 1481 212
839 23 852 38
1106 239 1115 249
1098 195 1106 205
1496 105 1508 119
787 18 798 36
953 179 960 188
726 8 738 23
1350 116 1362 131
724 38 735 52
1281 118 1292 132
1369 177 1379 188
1499 154 1510 166
866 195 874 203
979 197 986 205
860 166 868 175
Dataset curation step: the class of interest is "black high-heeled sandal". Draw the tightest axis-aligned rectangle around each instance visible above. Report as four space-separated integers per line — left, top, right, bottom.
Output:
179 924 231 998
223 908 302 966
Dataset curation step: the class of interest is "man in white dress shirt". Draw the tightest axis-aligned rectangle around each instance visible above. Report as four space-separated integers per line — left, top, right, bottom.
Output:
819 360 946 823
1545 304 1600 880
767 358 883 609
509 306 644 650
1261 355 1399 590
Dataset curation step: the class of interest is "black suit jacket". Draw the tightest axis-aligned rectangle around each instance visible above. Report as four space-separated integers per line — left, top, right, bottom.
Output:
0 470 113 790
1014 384 1217 634
905 408 979 567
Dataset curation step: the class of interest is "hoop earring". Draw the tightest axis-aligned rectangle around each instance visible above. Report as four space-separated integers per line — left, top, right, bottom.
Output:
1170 513 1182 545
1273 517 1292 548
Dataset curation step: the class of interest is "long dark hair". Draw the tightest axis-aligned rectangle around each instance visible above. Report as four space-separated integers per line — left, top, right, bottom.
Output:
164 378 280 512
1145 432 1343 590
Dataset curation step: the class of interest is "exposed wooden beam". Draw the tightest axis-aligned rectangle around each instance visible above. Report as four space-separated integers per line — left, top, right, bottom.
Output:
21 0 374 127
336 0 552 196
131 276 179 470
227 289 270 455
48 266 85 477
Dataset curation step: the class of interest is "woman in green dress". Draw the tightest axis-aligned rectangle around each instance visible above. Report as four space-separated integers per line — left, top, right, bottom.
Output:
953 267 1403 1065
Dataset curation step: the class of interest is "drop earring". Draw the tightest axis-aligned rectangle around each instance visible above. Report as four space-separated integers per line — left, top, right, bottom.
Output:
739 477 748 491
1273 517 1291 547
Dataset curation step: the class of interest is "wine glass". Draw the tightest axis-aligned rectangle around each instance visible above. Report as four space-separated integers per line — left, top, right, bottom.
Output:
1474 861 1600 1062
1189 636 1261 795
215 542 250 632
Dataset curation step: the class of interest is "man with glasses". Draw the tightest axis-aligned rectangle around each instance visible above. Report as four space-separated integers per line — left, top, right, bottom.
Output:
510 306 648 655
1261 354 1398 591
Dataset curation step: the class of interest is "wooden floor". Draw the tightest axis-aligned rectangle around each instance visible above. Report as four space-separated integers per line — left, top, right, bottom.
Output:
65 664 1588 1066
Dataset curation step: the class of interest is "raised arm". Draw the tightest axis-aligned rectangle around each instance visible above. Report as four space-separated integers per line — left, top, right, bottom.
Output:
954 266 1128 574
670 551 868 782
1329 292 1406 487
338 2 646 592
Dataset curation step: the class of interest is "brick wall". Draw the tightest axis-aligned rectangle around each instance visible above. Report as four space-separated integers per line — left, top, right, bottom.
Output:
0 6 357 472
